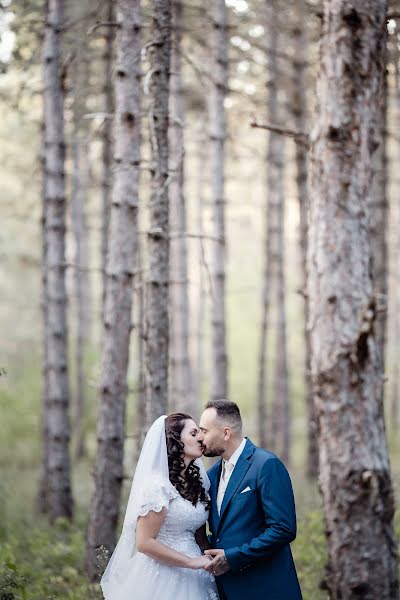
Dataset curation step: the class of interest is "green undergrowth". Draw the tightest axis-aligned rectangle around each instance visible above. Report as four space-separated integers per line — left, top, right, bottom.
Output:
0 503 331 600
0 511 103 600
1 354 400 600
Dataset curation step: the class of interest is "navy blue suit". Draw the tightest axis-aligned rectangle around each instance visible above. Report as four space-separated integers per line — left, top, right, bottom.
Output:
208 439 302 600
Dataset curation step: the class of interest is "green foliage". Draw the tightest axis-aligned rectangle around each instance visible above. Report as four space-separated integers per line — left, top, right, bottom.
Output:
293 511 328 600
0 558 27 600
0 512 103 600
0 490 329 600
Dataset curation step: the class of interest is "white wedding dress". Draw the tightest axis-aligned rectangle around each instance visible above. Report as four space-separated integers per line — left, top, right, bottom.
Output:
114 477 219 600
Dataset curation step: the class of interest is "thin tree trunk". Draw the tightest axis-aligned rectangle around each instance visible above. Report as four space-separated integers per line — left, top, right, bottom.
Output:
40 0 73 522
370 68 388 364
36 146 50 515
169 0 191 411
390 61 400 428
208 0 228 400
390 222 400 426
192 128 207 415
101 0 114 322
257 0 289 455
70 0 91 460
270 141 290 465
144 0 172 424
292 0 318 477
85 0 141 580
135 240 147 459
308 2 399 597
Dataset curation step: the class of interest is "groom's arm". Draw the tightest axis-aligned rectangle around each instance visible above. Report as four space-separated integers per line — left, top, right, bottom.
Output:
224 457 297 572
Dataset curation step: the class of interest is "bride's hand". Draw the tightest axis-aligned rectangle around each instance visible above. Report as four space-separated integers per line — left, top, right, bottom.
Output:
188 555 213 570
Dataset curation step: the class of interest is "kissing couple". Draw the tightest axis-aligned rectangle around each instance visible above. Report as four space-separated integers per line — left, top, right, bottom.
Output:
100 399 302 600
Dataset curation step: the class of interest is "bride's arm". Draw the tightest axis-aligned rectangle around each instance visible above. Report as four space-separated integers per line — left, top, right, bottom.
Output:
195 524 212 552
136 509 211 570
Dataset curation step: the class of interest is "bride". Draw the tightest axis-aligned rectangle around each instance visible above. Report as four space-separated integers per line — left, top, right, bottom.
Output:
100 413 219 600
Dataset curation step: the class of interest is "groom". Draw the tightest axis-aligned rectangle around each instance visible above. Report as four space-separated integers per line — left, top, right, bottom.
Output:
198 400 302 600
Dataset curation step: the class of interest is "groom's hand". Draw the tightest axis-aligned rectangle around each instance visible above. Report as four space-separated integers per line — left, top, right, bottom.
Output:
204 549 230 576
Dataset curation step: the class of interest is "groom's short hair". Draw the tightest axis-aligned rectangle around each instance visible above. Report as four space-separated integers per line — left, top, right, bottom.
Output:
205 399 242 432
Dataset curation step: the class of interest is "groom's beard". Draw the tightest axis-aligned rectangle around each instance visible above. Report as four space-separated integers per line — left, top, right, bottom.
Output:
201 444 225 458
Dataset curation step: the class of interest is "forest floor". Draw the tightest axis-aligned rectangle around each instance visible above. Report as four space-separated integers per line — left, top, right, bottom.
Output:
1 356 400 600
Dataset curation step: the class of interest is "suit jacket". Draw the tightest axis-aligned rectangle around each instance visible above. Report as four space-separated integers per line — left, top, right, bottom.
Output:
208 438 302 600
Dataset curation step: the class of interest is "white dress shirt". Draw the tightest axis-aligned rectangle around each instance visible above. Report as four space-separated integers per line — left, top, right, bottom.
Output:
216 437 247 514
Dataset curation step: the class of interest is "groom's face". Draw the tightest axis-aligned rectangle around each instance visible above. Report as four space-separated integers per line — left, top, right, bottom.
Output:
198 408 227 457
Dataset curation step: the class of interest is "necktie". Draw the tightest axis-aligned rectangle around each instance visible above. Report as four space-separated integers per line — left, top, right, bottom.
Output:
217 461 234 514
223 461 234 480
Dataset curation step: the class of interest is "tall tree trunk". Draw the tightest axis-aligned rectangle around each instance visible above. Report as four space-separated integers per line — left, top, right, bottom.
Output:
37 144 50 516
256 14 277 448
192 128 207 415
40 0 73 522
101 0 115 322
390 221 400 427
208 0 228 400
370 69 388 364
85 0 141 581
257 0 289 456
144 0 172 424
169 0 191 411
70 0 91 460
390 61 400 428
135 240 147 459
292 0 318 477
270 141 290 464
308 2 399 597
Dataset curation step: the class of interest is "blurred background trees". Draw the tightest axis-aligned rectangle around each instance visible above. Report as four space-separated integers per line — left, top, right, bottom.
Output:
1 0 400 598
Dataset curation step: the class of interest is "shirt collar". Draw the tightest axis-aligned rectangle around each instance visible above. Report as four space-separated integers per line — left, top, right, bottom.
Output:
223 437 246 467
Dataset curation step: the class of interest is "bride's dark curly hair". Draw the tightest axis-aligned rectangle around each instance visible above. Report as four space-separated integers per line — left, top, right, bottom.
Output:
165 413 210 509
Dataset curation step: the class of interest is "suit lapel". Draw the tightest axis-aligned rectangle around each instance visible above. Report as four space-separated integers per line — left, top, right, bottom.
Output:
217 439 255 527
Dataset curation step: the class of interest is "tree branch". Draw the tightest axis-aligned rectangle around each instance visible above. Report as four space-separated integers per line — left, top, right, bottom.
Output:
250 118 310 148
87 21 119 35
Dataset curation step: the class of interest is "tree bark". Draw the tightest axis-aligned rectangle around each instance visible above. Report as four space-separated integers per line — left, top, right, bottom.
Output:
308 2 399 597
70 0 91 461
40 0 73 522
369 68 388 364
169 0 191 411
257 0 290 459
85 0 141 581
37 139 50 516
144 0 172 424
390 60 400 428
208 0 228 400
269 146 290 464
192 127 208 416
291 0 318 477
135 240 147 459
101 0 115 323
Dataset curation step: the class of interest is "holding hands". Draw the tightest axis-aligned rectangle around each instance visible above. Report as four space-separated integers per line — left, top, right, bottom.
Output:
189 549 230 576
188 555 213 569
203 548 230 576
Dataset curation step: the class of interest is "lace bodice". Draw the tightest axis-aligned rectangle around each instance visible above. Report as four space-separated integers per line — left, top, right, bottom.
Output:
104 475 219 600
157 490 209 556
133 477 218 599
138 476 210 557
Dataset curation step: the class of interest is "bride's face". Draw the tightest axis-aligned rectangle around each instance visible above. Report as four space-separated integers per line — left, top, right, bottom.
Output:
180 419 203 461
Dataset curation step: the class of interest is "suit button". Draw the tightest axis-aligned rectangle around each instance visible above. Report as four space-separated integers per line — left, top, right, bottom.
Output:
216 538 220 542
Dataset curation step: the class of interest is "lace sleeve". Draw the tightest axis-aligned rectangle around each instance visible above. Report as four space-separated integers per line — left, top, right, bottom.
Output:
137 475 179 517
